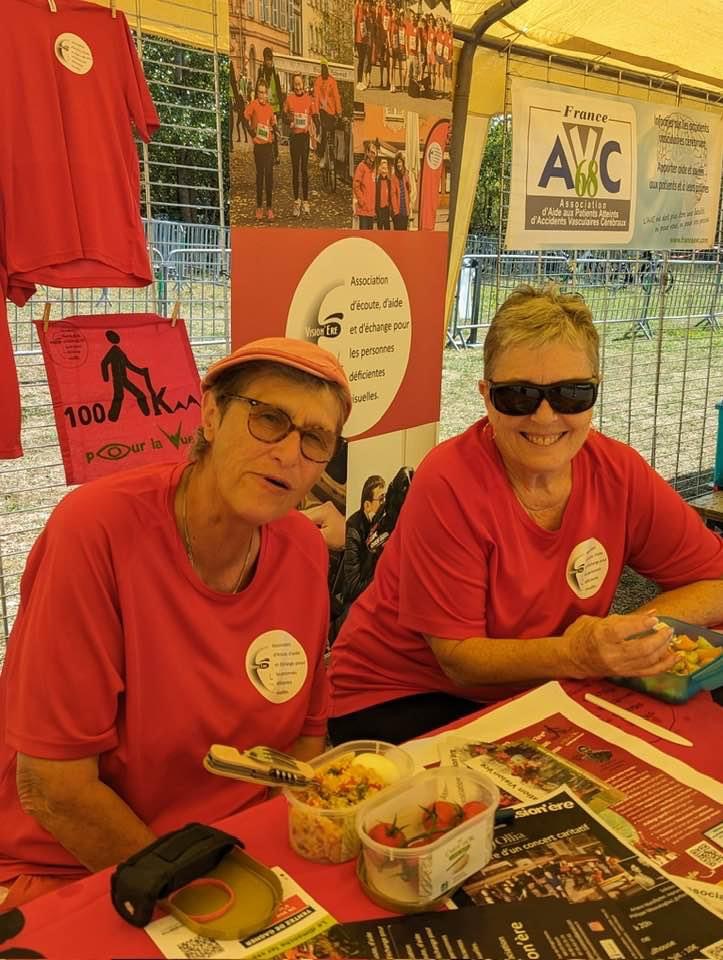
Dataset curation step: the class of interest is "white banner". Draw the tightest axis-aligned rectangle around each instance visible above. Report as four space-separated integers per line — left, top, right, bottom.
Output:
506 79 723 250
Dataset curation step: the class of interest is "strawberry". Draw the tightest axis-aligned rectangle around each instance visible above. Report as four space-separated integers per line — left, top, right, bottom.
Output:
368 817 407 848
461 800 487 821
421 800 462 833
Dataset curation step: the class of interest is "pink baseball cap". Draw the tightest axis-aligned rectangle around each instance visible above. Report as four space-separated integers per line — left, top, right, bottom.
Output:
201 336 352 422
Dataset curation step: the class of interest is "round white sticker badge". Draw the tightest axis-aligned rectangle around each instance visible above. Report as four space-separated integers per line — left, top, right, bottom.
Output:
565 538 609 599
54 34 94 76
245 631 308 704
426 141 443 171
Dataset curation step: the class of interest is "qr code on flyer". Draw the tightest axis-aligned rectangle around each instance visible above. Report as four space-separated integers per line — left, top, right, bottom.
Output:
176 934 224 959
686 841 723 870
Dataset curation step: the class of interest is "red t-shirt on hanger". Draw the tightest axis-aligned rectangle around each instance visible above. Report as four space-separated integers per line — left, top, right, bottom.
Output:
0 0 160 306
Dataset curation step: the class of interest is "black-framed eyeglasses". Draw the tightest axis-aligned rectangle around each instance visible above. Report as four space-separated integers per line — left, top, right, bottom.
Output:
224 394 341 463
488 379 599 416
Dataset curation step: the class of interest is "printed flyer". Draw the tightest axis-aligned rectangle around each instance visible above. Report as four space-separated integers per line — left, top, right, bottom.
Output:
322 791 723 960
414 682 723 916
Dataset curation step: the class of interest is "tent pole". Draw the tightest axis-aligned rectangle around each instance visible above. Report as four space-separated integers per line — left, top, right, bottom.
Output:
449 0 531 255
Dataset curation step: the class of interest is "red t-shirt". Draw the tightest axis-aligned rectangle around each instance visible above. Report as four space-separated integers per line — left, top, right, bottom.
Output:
0 462 330 881
378 177 390 210
244 99 276 145
329 420 723 716
353 161 376 217
354 3 367 43
284 92 315 135
0 0 160 307
0 287 22 460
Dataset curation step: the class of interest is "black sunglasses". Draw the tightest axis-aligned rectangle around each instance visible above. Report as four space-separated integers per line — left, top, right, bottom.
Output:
488 379 599 416
224 395 340 463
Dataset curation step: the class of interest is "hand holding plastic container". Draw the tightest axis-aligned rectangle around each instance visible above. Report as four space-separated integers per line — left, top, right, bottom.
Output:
614 617 723 704
356 767 500 912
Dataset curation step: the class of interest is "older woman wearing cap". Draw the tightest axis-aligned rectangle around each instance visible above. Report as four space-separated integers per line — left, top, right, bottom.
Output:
0 337 351 911
328 285 723 744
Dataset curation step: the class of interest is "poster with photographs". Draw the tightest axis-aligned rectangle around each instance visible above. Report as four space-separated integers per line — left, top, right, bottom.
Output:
352 102 449 230
352 0 453 114
229 0 355 227
230 227 447 641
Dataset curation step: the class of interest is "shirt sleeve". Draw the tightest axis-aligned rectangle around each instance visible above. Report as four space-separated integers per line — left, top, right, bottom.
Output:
4 493 125 760
299 531 330 737
396 463 489 640
301 653 330 737
624 449 723 588
118 14 161 142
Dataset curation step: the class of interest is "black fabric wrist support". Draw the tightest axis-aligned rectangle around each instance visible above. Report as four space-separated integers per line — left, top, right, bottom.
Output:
110 822 241 928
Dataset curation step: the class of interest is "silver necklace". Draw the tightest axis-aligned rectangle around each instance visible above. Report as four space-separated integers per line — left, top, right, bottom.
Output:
181 467 255 594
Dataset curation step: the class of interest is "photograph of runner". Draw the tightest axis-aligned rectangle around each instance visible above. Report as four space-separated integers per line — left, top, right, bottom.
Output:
229 0 355 227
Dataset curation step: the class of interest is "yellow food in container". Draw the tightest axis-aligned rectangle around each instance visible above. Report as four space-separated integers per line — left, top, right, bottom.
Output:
284 740 414 864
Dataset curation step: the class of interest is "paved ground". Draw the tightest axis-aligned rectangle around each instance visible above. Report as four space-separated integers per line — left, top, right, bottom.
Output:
354 67 452 117
230 141 353 229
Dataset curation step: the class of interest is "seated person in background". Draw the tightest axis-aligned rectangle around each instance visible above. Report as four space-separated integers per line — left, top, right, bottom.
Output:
0 337 352 911
328 285 723 744
344 473 386 589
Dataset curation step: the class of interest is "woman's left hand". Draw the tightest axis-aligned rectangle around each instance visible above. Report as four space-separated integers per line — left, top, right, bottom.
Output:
563 612 678 678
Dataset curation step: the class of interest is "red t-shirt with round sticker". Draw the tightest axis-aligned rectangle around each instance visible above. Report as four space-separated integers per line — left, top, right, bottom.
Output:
0 462 330 881
0 0 160 306
329 421 723 715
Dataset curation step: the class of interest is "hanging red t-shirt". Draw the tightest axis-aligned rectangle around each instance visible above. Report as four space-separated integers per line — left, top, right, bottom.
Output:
0 461 330 881
0 0 160 307
329 421 723 716
0 291 22 459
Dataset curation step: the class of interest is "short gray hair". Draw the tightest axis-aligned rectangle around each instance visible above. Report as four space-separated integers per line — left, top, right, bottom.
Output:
484 284 599 380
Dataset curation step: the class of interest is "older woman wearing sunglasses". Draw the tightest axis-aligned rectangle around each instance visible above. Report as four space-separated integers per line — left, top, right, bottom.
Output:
0 337 351 911
328 285 723 744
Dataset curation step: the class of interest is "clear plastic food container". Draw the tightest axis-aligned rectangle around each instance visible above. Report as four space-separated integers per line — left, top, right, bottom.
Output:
284 740 414 864
356 766 500 912
614 617 723 704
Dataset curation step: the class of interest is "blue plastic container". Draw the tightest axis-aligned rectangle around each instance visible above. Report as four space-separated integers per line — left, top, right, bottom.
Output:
715 400 723 489
614 617 723 704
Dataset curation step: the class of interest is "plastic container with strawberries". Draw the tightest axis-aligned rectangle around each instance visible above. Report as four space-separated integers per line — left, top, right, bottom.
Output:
356 766 500 912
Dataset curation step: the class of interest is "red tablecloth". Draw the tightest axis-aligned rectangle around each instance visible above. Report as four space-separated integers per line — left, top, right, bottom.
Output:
2 680 721 959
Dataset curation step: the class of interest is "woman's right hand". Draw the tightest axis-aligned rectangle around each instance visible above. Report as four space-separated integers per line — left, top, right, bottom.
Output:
563 612 677 678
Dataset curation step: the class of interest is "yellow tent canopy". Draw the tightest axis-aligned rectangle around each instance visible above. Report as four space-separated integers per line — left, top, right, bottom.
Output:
453 0 723 95
87 0 229 55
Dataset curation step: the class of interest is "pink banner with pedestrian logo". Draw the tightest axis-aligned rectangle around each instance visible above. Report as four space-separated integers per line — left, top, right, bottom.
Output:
35 313 201 484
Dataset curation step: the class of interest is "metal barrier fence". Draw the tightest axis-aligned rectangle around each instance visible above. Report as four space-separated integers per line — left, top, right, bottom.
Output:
451 249 723 344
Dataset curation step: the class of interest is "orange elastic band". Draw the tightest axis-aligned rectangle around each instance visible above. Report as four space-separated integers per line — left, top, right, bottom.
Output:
168 877 236 924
